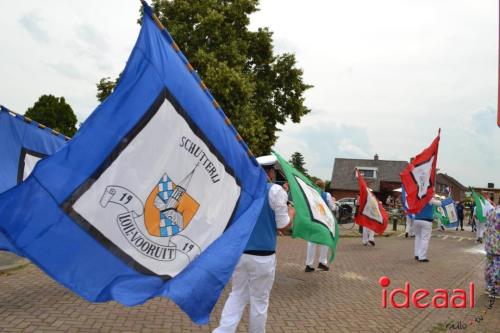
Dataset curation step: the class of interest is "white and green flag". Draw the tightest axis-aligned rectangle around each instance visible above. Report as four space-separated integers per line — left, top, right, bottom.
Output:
472 190 494 223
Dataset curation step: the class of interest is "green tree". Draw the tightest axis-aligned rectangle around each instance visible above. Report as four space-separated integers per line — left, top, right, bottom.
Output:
96 77 118 102
96 0 311 156
25 95 77 137
289 152 308 176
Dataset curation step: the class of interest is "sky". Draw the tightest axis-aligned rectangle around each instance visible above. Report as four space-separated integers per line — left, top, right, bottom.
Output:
0 0 498 188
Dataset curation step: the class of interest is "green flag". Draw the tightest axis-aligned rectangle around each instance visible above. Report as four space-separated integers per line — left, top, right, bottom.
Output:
433 205 449 225
472 190 494 223
273 151 339 261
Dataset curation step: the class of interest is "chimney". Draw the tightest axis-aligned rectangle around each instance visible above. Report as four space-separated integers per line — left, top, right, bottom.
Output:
374 154 379 161
488 183 494 189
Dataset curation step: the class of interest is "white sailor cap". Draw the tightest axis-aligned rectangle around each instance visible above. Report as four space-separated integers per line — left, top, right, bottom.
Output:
256 155 278 168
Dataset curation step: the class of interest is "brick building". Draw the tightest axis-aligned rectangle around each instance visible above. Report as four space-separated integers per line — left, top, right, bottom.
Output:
435 173 467 201
329 154 408 202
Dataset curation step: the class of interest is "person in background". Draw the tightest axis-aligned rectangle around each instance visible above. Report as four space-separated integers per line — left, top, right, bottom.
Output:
405 213 415 238
484 197 500 298
214 155 294 333
305 179 334 272
469 202 477 232
475 205 486 243
362 225 376 246
455 201 465 231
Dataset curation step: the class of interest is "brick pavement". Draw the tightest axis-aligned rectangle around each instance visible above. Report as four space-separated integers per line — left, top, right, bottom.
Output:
0 229 497 333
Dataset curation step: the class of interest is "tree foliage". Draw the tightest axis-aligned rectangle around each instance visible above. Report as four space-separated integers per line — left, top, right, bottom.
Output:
96 0 311 156
96 77 118 103
25 95 77 137
289 151 308 176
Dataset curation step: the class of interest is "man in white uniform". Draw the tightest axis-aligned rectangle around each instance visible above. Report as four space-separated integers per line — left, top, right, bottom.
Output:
214 155 294 333
305 179 334 272
414 197 441 262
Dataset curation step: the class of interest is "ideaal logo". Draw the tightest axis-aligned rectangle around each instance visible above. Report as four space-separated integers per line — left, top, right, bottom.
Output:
99 164 202 262
379 276 475 309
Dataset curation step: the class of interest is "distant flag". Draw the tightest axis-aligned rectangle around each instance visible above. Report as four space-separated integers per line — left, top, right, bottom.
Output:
0 2 267 325
354 169 388 234
472 190 495 223
0 105 68 253
434 197 458 228
0 105 68 194
273 151 339 261
400 130 440 214
445 186 452 198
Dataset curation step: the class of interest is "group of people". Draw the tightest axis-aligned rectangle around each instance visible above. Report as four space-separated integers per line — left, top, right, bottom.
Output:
214 155 500 332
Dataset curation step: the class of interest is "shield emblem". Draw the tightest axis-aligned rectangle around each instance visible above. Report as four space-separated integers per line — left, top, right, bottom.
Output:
144 173 199 237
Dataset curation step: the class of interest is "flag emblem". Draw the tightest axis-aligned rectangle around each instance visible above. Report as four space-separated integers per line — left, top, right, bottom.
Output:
410 156 434 199
145 172 200 237
362 190 383 223
67 91 241 278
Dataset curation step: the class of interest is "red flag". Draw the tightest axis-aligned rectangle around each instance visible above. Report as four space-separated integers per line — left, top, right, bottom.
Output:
400 130 440 214
354 170 388 235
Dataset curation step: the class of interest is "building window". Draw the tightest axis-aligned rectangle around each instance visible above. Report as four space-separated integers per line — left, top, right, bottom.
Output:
356 167 377 179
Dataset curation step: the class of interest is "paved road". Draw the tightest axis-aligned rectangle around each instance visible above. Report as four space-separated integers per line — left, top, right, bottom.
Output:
0 228 497 332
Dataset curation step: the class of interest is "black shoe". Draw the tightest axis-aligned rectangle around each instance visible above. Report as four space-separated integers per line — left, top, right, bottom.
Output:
456 228 458 231
440 226 445 231
317 263 329 271
369 240 375 246
415 256 419 260
363 243 368 246
305 265 315 272
418 259 430 263
478 238 483 244
461 229 464 231
405 232 408 238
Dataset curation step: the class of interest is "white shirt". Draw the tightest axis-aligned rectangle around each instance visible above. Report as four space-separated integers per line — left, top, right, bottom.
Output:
325 192 335 211
268 184 290 229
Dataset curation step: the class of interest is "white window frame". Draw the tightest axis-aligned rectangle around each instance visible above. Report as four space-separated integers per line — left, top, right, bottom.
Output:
355 166 378 179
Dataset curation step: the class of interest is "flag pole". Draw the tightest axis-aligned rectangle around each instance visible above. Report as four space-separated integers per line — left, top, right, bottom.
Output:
139 0 259 165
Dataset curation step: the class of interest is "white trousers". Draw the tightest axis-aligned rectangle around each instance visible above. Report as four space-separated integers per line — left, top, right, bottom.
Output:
414 219 433 260
405 216 415 236
306 242 328 266
362 227 375 244
476 222 486 239
214 254 276 333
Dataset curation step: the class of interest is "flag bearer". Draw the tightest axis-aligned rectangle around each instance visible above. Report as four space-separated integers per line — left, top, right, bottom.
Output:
214 155 294 333
305 180 334 272
414 196 441 262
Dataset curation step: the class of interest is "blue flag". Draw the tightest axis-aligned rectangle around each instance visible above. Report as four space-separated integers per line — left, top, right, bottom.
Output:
0 2 266 324
439 197 459 228
0 105 68 253
0 105 68 195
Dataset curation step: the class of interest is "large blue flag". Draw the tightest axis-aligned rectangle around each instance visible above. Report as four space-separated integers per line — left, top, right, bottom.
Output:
0 105 68 253
0 2 266 324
